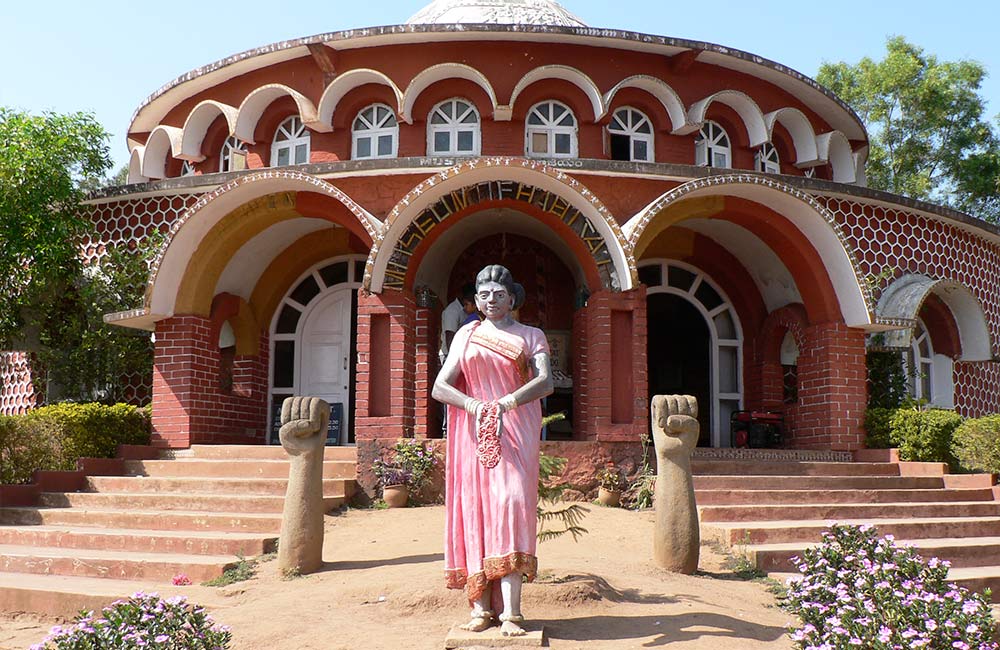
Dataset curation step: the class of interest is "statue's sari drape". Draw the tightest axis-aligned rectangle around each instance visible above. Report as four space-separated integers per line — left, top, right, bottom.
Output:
444 320 549 605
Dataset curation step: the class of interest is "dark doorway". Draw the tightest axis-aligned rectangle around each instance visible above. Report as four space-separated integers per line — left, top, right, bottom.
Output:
647 293 711 445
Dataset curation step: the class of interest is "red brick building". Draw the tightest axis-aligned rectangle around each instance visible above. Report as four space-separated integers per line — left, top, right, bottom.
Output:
11 0 998 456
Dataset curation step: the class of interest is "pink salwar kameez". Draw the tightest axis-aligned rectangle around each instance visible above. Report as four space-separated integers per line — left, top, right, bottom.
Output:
444 320 549 605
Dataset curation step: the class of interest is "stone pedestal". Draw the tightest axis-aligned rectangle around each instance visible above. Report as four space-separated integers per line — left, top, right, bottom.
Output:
444 625 546 648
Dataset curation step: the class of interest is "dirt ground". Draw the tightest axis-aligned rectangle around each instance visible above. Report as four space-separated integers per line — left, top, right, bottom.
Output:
1 505 796 649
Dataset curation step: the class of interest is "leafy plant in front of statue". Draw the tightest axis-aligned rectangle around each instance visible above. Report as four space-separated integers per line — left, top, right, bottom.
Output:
31 592 231 650
537 453 588 542
782 524 997 649
372 439 439 498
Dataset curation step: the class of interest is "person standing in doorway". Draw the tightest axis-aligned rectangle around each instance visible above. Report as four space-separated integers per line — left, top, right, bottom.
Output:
440 283 477 364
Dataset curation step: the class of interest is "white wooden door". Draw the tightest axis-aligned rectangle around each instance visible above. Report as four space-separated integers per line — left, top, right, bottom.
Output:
299 288 352 445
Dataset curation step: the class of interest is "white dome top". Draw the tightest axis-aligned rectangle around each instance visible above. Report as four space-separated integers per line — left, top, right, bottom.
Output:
407 0 587 27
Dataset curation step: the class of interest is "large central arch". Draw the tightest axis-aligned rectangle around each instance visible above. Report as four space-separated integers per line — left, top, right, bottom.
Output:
365 158 636 294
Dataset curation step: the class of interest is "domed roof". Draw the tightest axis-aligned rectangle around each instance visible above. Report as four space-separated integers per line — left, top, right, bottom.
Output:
407 0 587 27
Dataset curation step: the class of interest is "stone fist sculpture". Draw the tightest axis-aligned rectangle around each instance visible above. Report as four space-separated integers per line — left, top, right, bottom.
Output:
651 394 700 574
277 396 331 575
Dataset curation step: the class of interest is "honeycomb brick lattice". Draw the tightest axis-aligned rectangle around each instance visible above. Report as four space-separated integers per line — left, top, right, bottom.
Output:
81 193 203 264
821 197 1000 357
0 352 36 415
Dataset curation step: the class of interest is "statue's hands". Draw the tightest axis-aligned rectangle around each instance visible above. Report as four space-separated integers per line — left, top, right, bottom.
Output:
651 395 699 457
279 396 331 454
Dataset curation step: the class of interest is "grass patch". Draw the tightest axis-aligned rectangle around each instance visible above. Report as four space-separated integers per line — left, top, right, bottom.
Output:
203 555 259 587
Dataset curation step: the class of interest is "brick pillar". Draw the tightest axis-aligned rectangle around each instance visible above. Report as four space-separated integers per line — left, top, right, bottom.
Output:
151 316 268 448
574 288 648 442
794 321 866 450
354 289 416 440
571 305 589 439
413 301 443 439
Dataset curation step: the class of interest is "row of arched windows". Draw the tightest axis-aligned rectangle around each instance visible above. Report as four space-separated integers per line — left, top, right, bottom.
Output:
202 98 795 175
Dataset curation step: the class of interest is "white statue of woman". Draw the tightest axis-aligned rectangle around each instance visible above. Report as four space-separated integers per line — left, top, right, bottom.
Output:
432 265 554 637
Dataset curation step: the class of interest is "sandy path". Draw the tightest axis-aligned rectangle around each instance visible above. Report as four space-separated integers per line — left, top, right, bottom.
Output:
2 505 796 649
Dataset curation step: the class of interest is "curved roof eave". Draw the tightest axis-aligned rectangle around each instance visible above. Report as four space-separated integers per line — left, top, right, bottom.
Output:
127 24 867 143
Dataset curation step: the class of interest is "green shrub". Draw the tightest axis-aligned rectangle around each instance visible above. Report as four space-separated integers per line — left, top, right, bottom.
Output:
863 407 895 448
31 591 231 649
952 414 1000 473
889 407 963 466
0 402 150 485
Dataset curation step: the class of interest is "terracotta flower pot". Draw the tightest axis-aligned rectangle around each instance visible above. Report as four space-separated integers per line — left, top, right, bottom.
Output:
597 487 621 507
383 485 409 508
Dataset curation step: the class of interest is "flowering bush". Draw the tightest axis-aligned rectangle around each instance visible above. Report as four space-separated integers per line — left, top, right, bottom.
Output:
782 524 997 649
171 573 192 586
31 592 231 649
373 439 439 492
595 464 623 490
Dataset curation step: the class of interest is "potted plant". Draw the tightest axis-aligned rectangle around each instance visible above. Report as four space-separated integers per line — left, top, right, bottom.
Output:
375 464 412 508
373 440 441 507
596 464 624 507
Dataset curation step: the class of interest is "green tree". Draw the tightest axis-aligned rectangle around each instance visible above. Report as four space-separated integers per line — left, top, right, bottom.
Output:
0 108 153 403
0 109 112 342
818 37 1000 222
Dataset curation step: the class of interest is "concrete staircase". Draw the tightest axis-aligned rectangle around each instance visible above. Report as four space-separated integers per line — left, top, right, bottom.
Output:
694 450 1000 599
0 445 357 616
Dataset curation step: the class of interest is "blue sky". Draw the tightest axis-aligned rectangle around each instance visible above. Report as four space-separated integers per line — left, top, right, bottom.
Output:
2 0 998 172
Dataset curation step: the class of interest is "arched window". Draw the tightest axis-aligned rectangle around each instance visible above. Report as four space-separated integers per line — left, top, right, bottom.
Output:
219 136 248 173
755 142 780 174
608 107 653 162
526 101 577 158
271 116 310 167
905 319 934 402
427 99 480 156
780 331 799 404
695 121 730 168
181 160 196 177
352 104 398 160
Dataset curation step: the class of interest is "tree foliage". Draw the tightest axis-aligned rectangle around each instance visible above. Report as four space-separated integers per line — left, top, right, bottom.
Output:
0 108 154 403
818 37 1000 222
0 109 112 342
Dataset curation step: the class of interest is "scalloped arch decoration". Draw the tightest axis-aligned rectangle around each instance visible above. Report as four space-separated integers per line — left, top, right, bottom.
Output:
128 147 148 184
179 100 239 161
602 75 693 133
763 107 819 166
234 84 326 143
687 90 768 147
816 131 856 183
508 65 603 122
141 125 184 180
317 69 404 128
400 63 498 124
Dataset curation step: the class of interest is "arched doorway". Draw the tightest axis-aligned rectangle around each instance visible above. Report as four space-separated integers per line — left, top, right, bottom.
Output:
641 259 743 446
269 256 365 445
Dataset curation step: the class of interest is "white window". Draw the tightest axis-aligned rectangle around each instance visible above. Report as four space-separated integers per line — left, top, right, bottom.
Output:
427 99 480 156
526 101 577 158
905 319 934 402
608 107 653 162
219 136 248 173
352 104 398 160
271 116 310 167
755 142 780 174
181 160 196 177
695 121 731 168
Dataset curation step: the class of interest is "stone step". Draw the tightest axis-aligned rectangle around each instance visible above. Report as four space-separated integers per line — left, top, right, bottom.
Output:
0 543 239 582
0 525 276 556
703 516 1000 546
746 536 1000 572
0 571 230 618
86 475 350 496
38 490 346 514
172 444 357 461
696 488 994 506
693 475 945 491
0 506 285 534
123 458 355 479
691 460 901 476
698 501 1000 523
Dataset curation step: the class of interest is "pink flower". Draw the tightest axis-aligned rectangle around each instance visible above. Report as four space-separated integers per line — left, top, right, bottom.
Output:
171 573 192 586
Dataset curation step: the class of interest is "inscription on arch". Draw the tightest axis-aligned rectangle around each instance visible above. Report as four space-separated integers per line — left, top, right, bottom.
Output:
384 180 615 289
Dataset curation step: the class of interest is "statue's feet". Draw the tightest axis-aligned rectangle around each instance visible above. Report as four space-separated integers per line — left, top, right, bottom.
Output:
499 614 526 637
458 611 494 632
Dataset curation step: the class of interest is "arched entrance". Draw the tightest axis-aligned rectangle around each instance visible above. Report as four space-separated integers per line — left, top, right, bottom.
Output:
640 259 743 447
269 256 365 445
